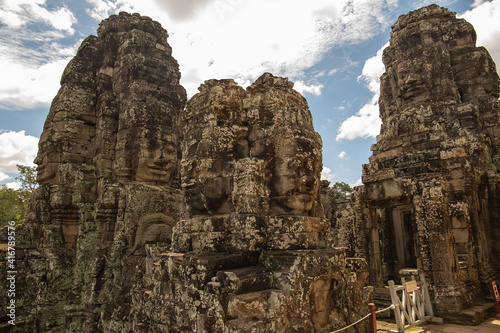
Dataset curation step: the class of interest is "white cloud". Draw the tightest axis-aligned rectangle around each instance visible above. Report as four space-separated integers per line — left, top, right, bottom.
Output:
460 0 500 67
83 0 399 97
328 68 340 76
338 151 347 159
153 0 213 21
351 178 363 187
85 0 138 21
472 0 487 7
0 0 402 108
0 57 71 109
173 0 399 96
337 43 387 141
0 131 38 175
411 0 460 8
321 166 335 182
336 1 500 142
357 42 389 95
0 1 79 110
0 172 11 182
4 181 22 190
0 8 23 27
0 0 76 33
336 95 382 141
293 81 324 96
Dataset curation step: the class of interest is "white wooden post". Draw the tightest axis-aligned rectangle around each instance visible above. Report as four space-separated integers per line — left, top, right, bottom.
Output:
388 280 404 332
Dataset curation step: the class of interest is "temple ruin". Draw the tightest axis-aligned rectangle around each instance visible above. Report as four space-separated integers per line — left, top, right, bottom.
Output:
0 12 370 333
1 4 499 332
333 4 500 324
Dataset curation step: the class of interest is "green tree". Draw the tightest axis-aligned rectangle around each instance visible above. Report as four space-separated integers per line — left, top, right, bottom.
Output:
0 186 29 227
331 182 353 199
0 165 38 227
15 164 38 191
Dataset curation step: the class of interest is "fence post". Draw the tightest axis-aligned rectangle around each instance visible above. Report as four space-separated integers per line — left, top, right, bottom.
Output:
368 303 377 333
388 280 402 332
490 279 500 319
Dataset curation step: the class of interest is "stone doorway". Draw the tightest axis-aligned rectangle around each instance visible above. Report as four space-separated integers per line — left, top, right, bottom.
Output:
390 206 418 277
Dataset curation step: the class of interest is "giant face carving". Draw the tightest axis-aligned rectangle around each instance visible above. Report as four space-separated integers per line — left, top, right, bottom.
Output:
395 61 433 104
34 127 87 185
270 136 321 215
135 134 177 185
183 157 232 215
34 146 61 185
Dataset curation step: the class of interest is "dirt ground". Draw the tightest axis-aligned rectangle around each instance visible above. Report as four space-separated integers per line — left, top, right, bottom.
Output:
376 317 500 332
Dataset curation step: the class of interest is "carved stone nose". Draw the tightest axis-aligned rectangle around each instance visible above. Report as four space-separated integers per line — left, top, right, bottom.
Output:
300 174 315 188
34 154 42 165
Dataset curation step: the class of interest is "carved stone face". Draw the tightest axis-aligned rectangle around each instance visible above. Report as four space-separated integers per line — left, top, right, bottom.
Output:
34 132 61 185
196 176 230 214
270 137 321 215
184 162 231 215
34 108 94 185
135 135 177 185
395 61 432 103
34 154 60 184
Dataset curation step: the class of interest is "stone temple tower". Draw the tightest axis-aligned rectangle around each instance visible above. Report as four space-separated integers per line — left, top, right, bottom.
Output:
1 12 186 331
352 4 500 323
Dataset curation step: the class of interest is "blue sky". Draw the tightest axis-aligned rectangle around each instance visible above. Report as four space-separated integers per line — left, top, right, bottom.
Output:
1 0 499 189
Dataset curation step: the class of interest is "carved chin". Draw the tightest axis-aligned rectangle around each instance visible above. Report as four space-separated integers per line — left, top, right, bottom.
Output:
36 165 59 184
135 165 174 183
286 193 314 211
270 193 314 214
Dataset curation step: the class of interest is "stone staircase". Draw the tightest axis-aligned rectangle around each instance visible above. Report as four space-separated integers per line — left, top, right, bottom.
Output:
444 303 494 325
132 249 368 332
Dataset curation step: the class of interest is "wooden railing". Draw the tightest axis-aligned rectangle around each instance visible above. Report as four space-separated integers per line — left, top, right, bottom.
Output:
388 270 434 332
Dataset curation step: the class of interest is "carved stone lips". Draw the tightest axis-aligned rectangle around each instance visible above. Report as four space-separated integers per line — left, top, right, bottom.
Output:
146 162 173 175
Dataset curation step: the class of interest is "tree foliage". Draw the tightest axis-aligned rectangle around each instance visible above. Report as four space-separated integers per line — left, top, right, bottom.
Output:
0 186 30 227
320 180 354 200
331 182 353 199
0 165 38 227
16 164 38 191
